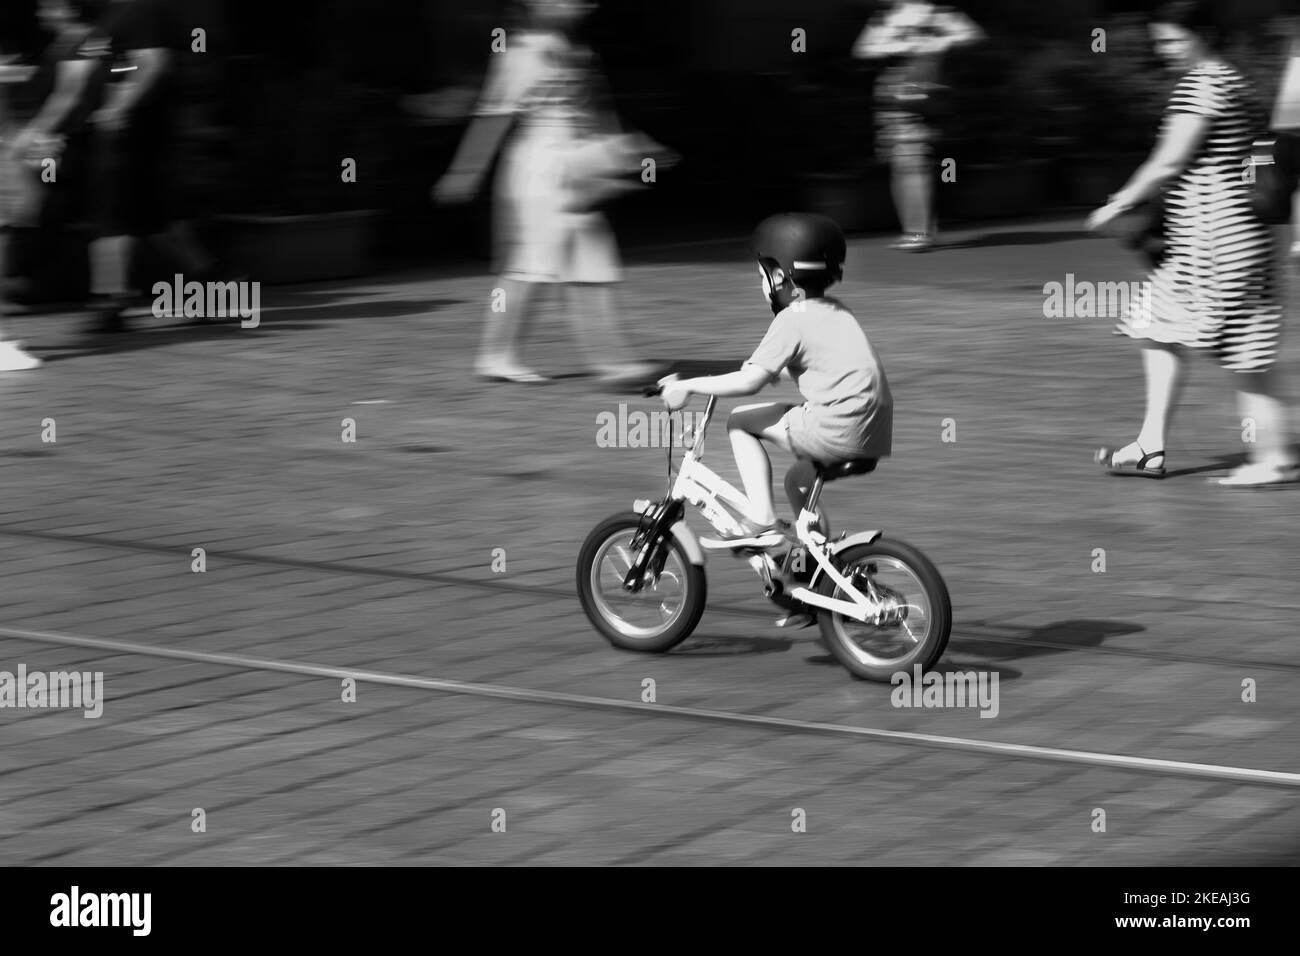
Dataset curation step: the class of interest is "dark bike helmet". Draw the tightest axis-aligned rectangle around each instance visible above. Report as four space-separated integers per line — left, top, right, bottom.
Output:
752 213 846 313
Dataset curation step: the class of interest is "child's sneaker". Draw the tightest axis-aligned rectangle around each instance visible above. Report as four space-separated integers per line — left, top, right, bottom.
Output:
700 520 788 551
0 340 41 371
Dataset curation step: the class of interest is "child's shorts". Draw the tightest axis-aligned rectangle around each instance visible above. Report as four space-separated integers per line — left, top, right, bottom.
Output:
781 402 892 463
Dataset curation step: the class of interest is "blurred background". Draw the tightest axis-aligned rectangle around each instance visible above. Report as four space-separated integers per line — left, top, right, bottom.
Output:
2 0 1299 292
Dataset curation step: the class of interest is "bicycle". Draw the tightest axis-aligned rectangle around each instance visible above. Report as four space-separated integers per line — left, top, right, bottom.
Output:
576 385 952 681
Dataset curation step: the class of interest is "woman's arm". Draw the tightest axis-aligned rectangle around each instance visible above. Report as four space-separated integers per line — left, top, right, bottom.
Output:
93 46 168 130
1110 112 1209 208
434 42 539 202
1087 112 1208 230
441 114 513 182
19 57 95 140
918 7 984 55
852 9 910 61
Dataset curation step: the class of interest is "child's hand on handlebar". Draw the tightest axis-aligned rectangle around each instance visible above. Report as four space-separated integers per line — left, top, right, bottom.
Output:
658 373 690 411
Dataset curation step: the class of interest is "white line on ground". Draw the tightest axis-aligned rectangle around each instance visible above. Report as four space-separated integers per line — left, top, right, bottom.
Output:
3 624 1298 788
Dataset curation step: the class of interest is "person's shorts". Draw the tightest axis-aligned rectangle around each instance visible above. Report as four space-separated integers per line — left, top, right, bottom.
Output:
781 403 892 463
875 110 934 167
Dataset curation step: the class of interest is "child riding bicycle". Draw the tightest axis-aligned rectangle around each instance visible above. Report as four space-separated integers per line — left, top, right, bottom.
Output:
659 213 893 550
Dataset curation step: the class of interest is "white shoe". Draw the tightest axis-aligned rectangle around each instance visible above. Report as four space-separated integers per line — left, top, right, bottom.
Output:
1210 461 1300 488
774 612 817 628
474 363 549 384
593 361 661 385
0 340 41 371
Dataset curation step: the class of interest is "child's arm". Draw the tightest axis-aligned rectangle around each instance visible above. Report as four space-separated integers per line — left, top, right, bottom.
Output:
680 365 771 397
661 312 797 409
660 365 770 410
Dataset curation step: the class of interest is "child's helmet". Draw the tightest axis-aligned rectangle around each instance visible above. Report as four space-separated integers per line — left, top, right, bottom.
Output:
752 213 846 289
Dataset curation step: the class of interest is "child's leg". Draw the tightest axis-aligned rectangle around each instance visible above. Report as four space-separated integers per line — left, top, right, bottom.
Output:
727 402 795 526
783 458 818 516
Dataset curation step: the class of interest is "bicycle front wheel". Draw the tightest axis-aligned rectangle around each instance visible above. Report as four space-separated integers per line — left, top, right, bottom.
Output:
577 513 707 653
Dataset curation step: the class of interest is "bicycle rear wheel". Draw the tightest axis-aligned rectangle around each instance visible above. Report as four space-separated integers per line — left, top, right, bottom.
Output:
815 537 951 681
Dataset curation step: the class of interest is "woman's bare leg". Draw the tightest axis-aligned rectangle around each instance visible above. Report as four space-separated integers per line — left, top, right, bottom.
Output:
1235 366 1297 469
1105 343 1186 467
0 231 41 369
476 276 546 376
566 282 656 381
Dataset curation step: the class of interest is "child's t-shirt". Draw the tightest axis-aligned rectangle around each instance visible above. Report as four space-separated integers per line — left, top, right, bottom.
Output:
744 297 894 459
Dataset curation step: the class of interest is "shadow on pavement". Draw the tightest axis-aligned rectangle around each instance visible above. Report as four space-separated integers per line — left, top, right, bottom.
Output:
673 633 794 656
937 229 1093 250
36 321 322 361
29 294 464 360
954 618 1145 669
260 295 463 322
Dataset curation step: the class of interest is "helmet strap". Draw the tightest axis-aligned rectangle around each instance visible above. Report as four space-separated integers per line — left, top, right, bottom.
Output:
759 259 803 315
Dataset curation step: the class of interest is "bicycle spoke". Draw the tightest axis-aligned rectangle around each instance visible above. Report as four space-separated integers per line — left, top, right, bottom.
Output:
610 544 635 572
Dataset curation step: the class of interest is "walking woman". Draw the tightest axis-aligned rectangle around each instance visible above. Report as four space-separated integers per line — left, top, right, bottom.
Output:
0 47 49 371
853 0 983 252
434 0 666 385
1088 0 1299 487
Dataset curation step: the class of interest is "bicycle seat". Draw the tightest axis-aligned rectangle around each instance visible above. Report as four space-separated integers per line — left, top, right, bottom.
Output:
814 458 877 481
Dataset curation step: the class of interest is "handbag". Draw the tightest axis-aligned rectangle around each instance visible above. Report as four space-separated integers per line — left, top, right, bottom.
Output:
1247 131 1300 224
1251 36 1300 224
1108 194 1166 269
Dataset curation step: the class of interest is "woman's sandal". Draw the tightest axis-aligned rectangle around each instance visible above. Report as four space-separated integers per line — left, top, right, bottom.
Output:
1096 442 1166 479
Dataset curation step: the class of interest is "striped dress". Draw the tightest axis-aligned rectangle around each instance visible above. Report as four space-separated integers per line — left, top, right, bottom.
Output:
1118 62 1280 372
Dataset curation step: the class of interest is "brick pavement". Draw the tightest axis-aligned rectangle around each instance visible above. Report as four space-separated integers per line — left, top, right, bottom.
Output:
0 217 1298 864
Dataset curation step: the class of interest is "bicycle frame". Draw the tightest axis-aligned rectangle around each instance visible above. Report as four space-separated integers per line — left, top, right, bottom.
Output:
630 395 889 624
